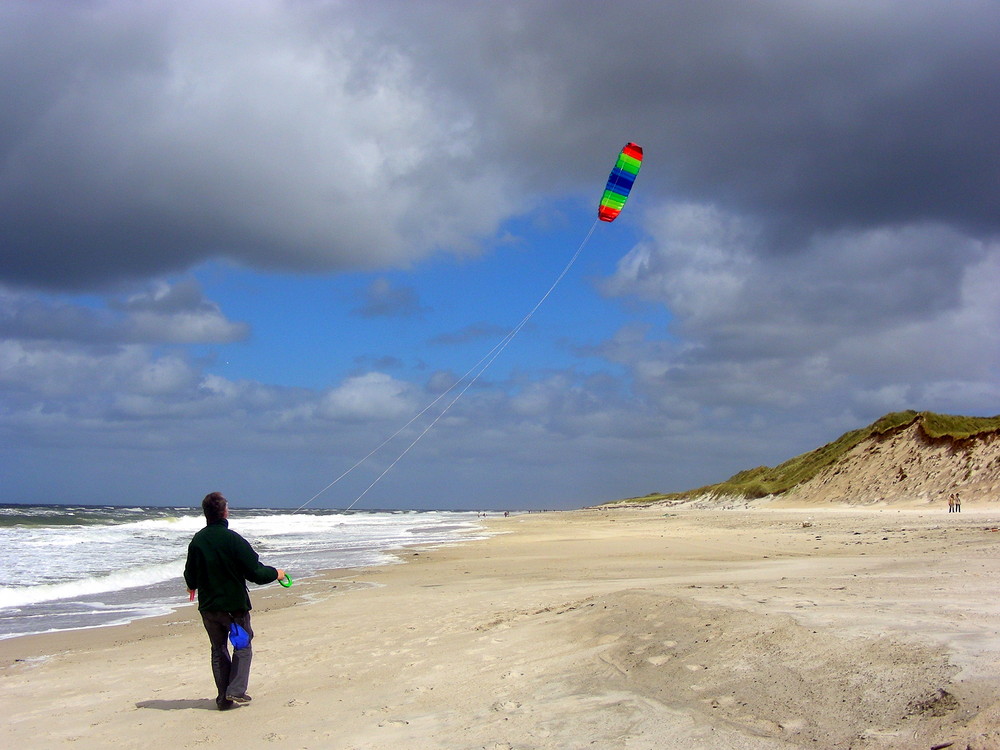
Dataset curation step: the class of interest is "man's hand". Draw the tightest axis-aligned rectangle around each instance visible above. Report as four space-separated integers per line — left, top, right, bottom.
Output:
276 568 286 582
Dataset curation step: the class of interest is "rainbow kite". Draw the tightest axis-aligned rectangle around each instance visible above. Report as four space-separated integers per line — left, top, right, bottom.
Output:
598 142 643 222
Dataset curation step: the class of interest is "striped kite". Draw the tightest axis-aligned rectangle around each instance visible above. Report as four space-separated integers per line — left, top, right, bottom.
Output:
598 142 643 222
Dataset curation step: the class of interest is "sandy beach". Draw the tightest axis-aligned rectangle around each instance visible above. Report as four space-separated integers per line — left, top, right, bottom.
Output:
3 505 1000 749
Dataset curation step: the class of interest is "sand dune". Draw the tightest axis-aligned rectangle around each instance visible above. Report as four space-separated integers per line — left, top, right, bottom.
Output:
782 422 1000 507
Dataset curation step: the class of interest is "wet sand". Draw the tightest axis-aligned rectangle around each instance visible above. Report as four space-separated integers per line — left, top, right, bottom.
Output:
3 505 1000 749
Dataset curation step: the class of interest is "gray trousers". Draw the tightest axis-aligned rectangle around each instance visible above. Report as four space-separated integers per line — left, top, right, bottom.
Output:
199 610 253 707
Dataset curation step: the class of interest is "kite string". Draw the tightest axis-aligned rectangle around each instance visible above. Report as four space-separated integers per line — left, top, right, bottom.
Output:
297 219 600 513
291 335 511 513
345 219 599 510
291 266 554 515
291 304 528 514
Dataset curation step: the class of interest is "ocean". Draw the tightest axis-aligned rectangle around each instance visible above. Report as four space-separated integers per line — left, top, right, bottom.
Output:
0 504 490 640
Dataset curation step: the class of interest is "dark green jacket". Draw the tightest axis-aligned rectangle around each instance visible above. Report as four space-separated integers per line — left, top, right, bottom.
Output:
183 519 278 612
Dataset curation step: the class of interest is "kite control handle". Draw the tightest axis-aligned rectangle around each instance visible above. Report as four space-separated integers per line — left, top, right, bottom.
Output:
189 590 195 601
279 573 293 588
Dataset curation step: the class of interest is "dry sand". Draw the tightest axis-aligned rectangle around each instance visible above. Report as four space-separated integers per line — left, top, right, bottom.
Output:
3 504 1000 749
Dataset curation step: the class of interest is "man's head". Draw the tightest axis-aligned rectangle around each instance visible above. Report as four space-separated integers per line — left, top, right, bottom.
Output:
202 492 228 523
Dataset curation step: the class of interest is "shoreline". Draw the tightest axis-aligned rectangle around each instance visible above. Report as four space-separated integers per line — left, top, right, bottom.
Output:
0 507 493 644
4 504 1000 748
0 518 494 657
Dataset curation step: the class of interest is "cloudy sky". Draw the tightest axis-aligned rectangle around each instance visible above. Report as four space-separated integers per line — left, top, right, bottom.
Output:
2 1 998 511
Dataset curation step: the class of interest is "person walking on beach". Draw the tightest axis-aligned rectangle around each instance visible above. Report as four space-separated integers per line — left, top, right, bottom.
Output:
948 494 955 513
184 492 287 711
955 492 962 512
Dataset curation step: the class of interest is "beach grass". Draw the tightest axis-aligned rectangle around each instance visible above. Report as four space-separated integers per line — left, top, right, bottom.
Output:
612 410 1000 504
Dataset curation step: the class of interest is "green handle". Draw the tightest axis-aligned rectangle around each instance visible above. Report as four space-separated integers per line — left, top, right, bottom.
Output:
279 573 293 588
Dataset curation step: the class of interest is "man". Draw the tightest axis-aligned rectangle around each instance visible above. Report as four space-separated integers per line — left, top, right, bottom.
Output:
184 492 287 710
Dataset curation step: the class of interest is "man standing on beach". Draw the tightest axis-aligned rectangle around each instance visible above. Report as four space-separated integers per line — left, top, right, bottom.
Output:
184 492 287 711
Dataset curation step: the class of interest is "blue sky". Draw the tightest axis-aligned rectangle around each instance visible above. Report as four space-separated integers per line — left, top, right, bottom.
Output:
2 1 998 510
191 202 654 391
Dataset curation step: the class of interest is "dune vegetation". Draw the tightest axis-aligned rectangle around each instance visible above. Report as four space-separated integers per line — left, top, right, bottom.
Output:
613 410 1000 505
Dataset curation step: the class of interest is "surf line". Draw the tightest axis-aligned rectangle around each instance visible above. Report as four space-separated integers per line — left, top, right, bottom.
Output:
293 219 600 514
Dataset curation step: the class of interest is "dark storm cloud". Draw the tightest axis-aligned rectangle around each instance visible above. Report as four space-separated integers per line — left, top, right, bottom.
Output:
0 1 518 290
378 1 1000 236
3 1 998 291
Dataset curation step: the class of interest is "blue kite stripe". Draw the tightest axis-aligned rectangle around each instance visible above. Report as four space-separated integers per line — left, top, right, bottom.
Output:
604 181 632 197
605 171 635 191
610 167 636 184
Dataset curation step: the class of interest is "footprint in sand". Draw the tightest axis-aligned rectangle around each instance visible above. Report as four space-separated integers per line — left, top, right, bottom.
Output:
706 696 736 709
378 719 410 728
779 718 806 732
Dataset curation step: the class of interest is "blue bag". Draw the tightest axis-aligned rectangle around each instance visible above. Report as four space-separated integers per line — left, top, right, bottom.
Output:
228 622 250 650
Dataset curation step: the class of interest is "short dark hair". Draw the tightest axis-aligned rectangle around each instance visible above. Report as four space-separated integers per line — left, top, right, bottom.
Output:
202 492 228 523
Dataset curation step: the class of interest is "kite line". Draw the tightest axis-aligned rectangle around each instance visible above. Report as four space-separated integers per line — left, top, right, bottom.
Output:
294 219 599 513
294 141 642 512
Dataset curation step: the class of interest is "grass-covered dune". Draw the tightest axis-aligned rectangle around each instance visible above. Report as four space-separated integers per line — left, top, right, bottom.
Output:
611 410 1000 507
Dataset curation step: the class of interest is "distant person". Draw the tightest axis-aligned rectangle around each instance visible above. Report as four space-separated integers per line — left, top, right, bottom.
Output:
948 494 955 513
184 492 287 710
955 492 962 512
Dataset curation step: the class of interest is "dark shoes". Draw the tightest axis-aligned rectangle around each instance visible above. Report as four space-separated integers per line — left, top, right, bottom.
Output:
216 693 251 709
